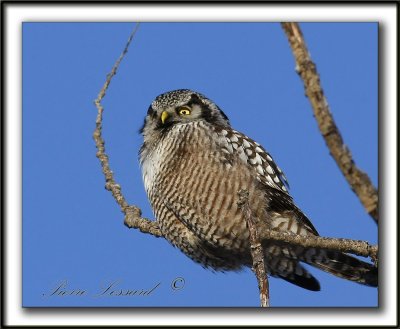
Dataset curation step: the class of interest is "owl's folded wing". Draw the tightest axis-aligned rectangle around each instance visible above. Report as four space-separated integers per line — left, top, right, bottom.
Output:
216 128 290 195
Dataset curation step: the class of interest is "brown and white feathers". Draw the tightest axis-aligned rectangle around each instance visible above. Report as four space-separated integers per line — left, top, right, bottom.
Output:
139 89 377 291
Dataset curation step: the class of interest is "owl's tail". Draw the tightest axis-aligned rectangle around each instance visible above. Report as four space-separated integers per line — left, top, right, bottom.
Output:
263 243 378 291
300 248 378 288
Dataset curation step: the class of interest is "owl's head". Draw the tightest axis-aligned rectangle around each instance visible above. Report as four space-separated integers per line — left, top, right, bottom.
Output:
140 89 230 137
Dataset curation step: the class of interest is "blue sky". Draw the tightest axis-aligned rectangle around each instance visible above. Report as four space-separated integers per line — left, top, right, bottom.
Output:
23 22 378 307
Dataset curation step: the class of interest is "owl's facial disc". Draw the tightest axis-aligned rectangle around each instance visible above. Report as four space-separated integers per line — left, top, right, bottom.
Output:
159 103 203 127
160 105 193 124
140 89 231 136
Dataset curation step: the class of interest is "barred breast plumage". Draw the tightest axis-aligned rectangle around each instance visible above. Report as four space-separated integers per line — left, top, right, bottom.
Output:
141 120 260 269
139 89 378 291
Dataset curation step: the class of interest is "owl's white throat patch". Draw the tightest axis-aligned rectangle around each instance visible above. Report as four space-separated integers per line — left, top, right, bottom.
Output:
141 147 161 197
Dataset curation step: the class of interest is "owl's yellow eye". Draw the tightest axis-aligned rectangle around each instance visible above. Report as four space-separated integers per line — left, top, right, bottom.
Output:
178 107 191 116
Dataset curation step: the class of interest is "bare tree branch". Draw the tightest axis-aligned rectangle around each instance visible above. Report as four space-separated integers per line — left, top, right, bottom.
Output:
93 23 162 238
264 228 377 264
281 22 379 223
238 190 270 307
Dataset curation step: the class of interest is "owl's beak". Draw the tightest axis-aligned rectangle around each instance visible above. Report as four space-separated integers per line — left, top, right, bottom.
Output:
161 111 169 124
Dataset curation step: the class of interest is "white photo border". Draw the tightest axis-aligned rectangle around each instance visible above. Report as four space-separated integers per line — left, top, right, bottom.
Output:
3 2 397 327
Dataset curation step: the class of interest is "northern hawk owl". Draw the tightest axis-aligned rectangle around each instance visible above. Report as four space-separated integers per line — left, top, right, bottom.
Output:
139 89 377 291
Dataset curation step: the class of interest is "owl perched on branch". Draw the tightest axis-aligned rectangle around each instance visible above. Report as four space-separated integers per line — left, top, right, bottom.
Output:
139 89 377 291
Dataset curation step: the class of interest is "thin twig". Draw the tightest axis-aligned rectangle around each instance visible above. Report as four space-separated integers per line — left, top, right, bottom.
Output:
238 190 270 307
93 23 162 238
281 22 378 223
262 228 378 264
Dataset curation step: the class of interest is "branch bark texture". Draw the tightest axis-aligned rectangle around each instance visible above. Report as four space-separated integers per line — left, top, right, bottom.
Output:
281 22 378 223
264 227 377 264
238 190 270 307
